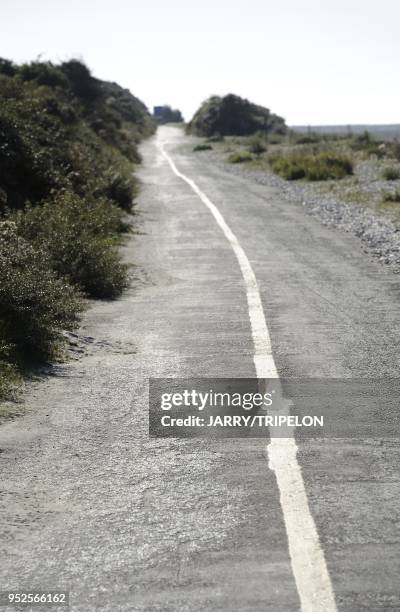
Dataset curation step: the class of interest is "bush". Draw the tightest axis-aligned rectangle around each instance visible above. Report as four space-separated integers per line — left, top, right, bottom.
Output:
351 131 386 158
18 61 69 88
0 221 82 362
0 332 20 399
391 142 400 162
0 58 17 77
247 136 267 155
383 167 400 181
383 190 400 203
0 61 154 213
227 150 253 163
97 171 138 211
187 94 287 137
0 58 155 400
13 193 128 299
60 60 101 103
269 154 305 180
269 151 353 181
0 359 19 400
294 133 322 145
0 79 69 209
193 143 213 152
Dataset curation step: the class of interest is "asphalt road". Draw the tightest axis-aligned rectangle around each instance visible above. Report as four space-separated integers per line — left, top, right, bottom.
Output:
0 126 399 611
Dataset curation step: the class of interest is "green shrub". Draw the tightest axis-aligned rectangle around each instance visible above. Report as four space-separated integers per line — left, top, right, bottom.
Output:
0 79 70 209
193 143 213 152
0 332 20 399
383 167 400 181
13 193 128 299
352 131 372 147
391 142 400 162
247 136 267 155
187 93 287 137
97 171 138 211
0 359 19 400
294 133 322 145
269 154 305 180
383 190 400 203
351 131 386 158
0 221 82 362
60 60 101 103
0 58 17 77
227 150 253 163
18 61 69 89
269 151 353 181
0 60 154 213
0 57 156 402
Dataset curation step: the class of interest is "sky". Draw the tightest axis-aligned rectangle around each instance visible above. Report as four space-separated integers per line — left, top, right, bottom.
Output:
1 0 400 125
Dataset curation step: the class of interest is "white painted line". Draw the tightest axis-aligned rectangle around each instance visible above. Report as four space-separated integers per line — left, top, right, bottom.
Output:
158 141 338 612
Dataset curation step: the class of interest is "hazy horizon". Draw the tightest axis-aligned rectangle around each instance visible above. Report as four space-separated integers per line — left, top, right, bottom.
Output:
2 0 400 125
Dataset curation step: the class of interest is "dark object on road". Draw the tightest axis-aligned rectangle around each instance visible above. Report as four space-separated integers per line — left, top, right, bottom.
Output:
187 93 287 137
153 105 183 124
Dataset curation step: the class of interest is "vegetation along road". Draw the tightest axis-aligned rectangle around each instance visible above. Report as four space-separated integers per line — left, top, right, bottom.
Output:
1 123 400 610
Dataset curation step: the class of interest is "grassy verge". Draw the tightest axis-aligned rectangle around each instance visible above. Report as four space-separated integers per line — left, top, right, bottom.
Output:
383 189 400 203
206 128 400 227
0 58 155 403
268 151 353 181
382 167 400 181
227 150 253 163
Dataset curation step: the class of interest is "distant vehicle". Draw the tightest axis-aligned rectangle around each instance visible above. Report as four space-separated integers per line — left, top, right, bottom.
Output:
153 105 183 124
